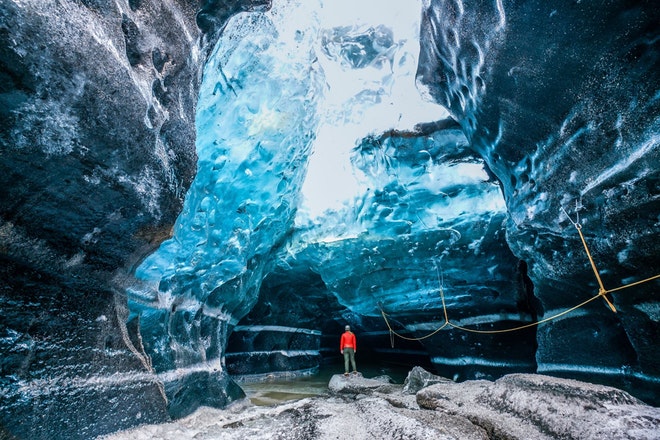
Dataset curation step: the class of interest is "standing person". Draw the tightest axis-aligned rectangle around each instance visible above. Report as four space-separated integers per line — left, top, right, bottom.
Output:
340 325 357 376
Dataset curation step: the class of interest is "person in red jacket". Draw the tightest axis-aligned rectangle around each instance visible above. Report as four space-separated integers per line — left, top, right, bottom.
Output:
340 325 357 376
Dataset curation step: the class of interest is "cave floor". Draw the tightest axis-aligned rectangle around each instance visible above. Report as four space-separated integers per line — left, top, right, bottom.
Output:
236 361 412 406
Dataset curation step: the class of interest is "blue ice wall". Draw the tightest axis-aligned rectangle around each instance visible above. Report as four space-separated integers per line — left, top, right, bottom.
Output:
127 0 452 378
128 0 522 390
126 3 324 414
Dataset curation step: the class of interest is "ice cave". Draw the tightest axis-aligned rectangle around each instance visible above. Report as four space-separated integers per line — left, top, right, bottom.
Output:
0 0 659 439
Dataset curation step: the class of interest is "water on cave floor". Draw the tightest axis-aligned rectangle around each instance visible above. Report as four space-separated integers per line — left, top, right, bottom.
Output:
235 361 412 406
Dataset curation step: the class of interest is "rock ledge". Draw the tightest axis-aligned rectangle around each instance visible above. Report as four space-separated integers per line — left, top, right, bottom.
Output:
102 369 660 440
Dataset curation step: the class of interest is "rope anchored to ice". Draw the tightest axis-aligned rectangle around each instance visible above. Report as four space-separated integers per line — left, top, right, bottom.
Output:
380 202 660 342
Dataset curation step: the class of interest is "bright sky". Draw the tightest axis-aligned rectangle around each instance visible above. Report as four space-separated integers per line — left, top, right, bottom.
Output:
298 0 448 220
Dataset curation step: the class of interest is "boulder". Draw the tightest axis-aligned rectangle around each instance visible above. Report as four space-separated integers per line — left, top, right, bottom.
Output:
328 372 399 396
101 372 660 440
403 366 451 394
417 373 660 440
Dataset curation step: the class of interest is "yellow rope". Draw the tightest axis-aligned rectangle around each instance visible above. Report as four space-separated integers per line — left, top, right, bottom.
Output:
381 208 659 339
380 307 448 341
575 223 617 312
380 288 602 338
446 294 601 334
605 274 660 293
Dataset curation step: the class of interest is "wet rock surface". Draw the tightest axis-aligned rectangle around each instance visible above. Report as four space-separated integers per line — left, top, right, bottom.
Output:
328 372 399 396
102 369 660 440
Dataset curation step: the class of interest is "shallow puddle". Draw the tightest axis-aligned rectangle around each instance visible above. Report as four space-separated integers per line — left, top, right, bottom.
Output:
236 362 411 406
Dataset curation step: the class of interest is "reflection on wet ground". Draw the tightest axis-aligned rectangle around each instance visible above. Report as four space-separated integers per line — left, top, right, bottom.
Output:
235 361 411 406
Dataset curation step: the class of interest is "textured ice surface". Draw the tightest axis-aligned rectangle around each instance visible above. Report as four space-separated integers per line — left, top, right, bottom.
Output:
129 0 657 423
300 0 448 218
132 0 531 393
128 0 460 368
132 1 324 323
134 0 448 292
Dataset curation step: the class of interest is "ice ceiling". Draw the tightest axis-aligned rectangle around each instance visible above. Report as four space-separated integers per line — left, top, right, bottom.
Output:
131 0 505 320
299 0 450 218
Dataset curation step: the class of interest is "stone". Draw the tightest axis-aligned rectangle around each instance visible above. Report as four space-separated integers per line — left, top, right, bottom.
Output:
417 373 660 440
403 366 451 394
101 372 659 440
328 372 399 396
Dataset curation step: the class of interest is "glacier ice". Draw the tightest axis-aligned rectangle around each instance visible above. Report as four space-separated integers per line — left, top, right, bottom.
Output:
301 0 449 218
128 0 463 369
127 0 658 421
126 0 531 395
132 1 325 322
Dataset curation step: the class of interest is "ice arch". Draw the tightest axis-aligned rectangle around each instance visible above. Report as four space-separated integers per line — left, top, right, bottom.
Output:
126 0 512 400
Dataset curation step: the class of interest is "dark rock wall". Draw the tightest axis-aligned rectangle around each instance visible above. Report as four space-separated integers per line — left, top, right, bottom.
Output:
417 0 659 398
1 1 282 437
0 0 201 438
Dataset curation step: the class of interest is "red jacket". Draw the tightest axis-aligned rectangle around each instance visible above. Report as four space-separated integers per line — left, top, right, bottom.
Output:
340 331 356 351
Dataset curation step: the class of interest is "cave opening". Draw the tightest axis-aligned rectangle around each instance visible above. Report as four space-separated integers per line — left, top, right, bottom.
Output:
127 0 537 392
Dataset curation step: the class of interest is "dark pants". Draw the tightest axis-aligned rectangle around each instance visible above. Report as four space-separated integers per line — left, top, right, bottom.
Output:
343 347 356 373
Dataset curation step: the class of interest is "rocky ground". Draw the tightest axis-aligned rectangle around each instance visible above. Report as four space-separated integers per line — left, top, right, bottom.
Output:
100 367 660 440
